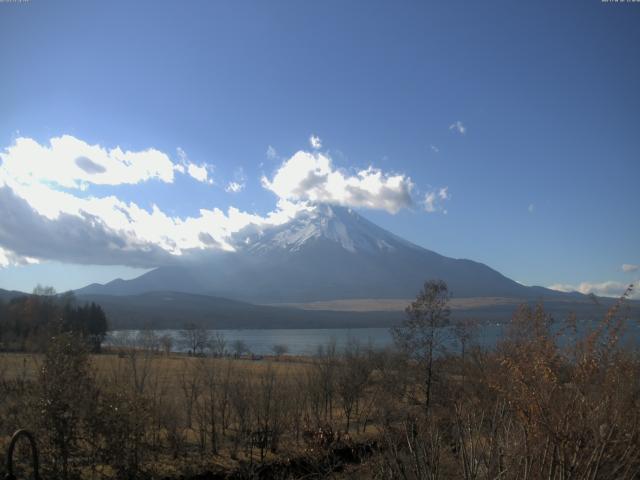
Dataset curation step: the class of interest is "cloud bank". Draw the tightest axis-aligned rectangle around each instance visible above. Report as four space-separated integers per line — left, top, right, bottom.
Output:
0 135 426 268
0 135 213 189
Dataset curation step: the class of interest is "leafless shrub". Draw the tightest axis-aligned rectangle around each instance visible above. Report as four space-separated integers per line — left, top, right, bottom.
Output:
376 416 443 480
38 333 96 480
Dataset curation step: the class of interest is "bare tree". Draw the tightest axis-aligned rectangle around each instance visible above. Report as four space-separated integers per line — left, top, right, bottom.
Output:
209 331 227 357
109 330 156 394
178 360 201 430
337 338 372 433
196 357 220 454
136 329 160 354
159 334 173 355
217 360 235 442
228 370 252 459
377 417 443 480
252 366 285 460
453 318 476 388
313 339 338 425
392 280 450 414
231 339 249 357
272 343 288 358
180 322 210 355
33 284 57 296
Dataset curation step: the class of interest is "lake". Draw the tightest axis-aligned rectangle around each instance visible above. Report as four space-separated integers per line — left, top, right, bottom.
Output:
107 318 640 356
106 325 508 356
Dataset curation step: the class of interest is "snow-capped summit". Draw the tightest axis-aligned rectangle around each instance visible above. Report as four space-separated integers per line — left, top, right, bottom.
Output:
244 204 409 255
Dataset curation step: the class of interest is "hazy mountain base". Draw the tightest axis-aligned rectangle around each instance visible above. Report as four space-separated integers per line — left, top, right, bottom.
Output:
2 286 635 330
76 291 638 330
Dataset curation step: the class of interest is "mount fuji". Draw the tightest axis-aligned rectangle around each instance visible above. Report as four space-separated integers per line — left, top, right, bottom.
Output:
76 204 564 304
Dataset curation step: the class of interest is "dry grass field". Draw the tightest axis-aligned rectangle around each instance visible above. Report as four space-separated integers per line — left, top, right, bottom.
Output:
270 296 531 312
0 345 383 478
0 292 639 479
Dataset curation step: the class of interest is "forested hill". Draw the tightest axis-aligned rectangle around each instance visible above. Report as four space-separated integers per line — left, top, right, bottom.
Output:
0 289 108 352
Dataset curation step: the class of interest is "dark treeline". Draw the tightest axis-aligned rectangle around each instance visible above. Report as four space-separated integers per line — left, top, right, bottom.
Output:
0 285 108 352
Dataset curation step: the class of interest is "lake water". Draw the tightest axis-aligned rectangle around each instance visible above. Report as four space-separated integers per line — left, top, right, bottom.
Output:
107 319 640 356
106 325 508 356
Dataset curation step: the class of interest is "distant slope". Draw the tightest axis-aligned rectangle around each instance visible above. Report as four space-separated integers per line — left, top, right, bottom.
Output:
0 288 27 302
76 291 403 330
76 291 640 330
77 205 571 303
270 294 610 312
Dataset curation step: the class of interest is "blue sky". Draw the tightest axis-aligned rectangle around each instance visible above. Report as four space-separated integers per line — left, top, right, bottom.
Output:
0 0 638 297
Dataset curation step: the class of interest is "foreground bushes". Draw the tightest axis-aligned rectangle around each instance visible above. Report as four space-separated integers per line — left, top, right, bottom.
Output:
376 288 640 480
0 288 638 479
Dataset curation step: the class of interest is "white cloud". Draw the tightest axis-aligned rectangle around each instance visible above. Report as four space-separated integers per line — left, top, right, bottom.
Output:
176 147 188 163
176 147 212 184
424 193 437 212
449 121 466 135
225 181 244 193
187 163 210 183
622 263 639 273
0 135 177 189
225 167 246 194
309 134 322 149
430 145 439 153
528 203 535 213
266 145 278 160
548 280 638 299
0 246 39 268
261 151 413 214
423 187 450 214
0 136 216 191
